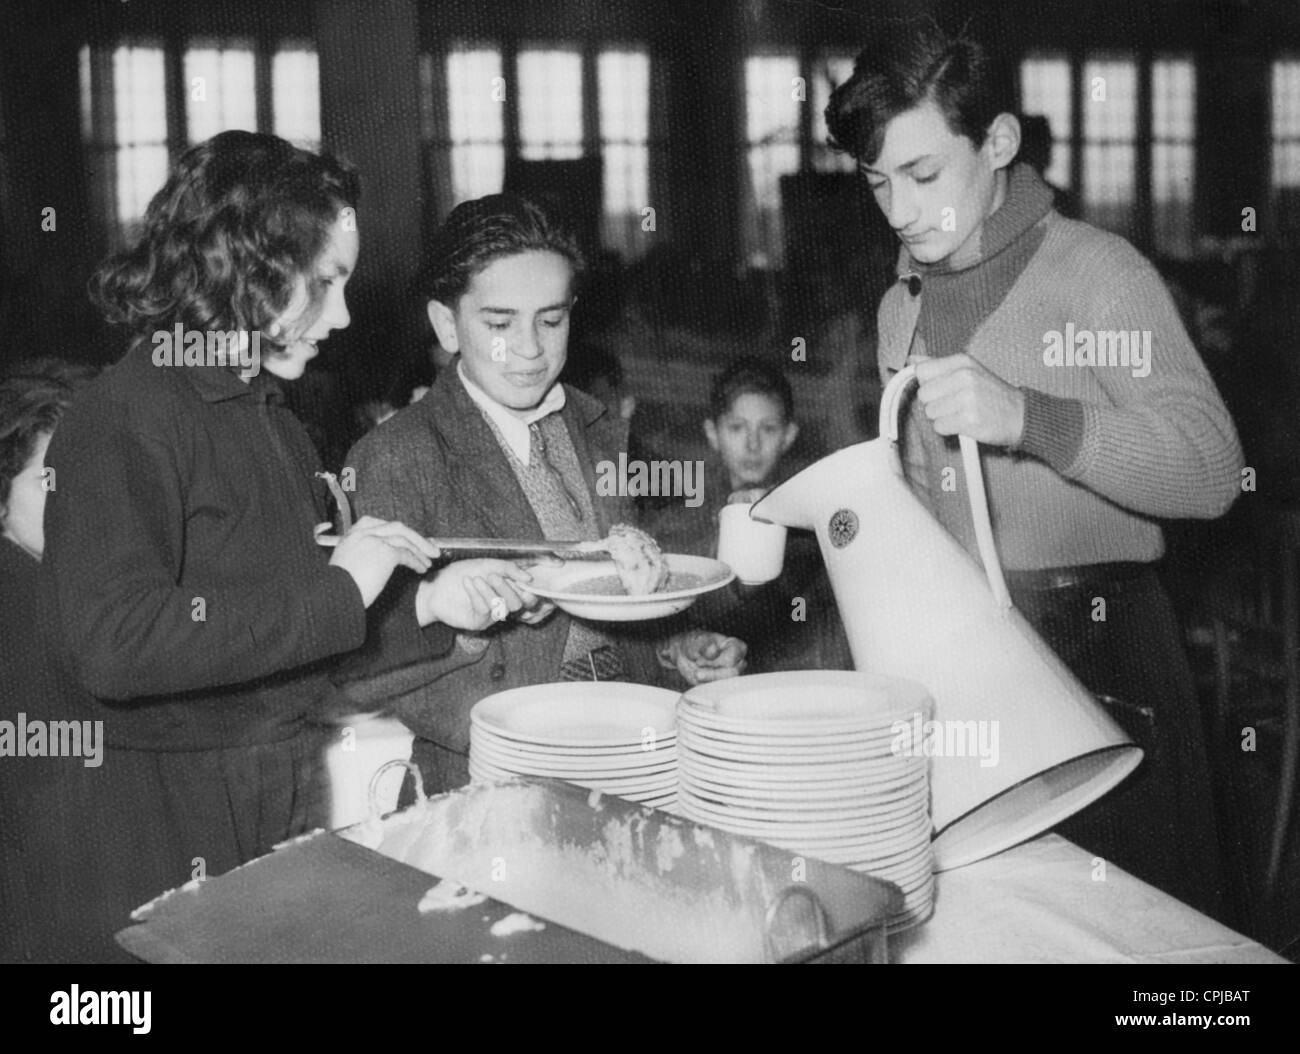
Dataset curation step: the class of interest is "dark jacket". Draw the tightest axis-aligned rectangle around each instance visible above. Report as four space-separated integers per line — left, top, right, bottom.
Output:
40 341 394 748
341 368 671 754
25 343 422 960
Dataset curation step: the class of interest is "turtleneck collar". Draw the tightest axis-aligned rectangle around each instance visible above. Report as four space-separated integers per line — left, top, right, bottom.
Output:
907 161 1057 366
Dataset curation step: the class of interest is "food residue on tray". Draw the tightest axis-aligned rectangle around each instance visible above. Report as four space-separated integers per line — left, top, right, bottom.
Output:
271 828 326 852
417 879 488 913
655 825 687 872
489 911 547 937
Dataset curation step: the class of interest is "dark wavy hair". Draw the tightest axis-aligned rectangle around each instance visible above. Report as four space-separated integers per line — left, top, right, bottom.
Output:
90 130 360 343
0 359 99 510
826 21 1005 165
708 356 795 423
424 193 584 308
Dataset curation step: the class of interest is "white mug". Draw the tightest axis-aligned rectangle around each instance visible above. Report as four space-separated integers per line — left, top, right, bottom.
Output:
717 503 787 584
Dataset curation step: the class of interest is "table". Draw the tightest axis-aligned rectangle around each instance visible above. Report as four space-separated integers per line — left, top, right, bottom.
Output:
895 833 1287 964
322 718 1286 964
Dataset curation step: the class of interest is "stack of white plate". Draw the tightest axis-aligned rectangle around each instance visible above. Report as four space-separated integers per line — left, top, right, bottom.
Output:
676 671 936 930
469 682 679 811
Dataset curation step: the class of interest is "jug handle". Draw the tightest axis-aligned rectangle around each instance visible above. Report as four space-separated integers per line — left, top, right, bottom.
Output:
880 365 1014 611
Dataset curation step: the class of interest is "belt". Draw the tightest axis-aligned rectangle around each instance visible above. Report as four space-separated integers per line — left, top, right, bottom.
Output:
1002 561 1154 593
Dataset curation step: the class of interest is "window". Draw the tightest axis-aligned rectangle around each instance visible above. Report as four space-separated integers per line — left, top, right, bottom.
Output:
599 49 650 258
426 42 653 260
1152 57 1195 257
113 45 171 229
0 54 9 271
185 39 256 145
743 52 801 267
1082 55 1138 235
1021 52 1200 253
444 46 506 204
741 48 864 268
1020 53 1072 189
1271 56 1300 230
811 50 859 172
80 41 170 240
81 37 321 246
518 47 583 160
273 45 321 151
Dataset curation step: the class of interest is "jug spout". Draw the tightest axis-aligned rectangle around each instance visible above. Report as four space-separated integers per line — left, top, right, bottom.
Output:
752 443 879 532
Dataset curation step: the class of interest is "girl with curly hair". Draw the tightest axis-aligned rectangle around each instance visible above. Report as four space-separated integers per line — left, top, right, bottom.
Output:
29 131 464 961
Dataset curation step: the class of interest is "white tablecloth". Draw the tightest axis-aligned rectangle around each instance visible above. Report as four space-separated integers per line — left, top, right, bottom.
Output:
894 833 1287 964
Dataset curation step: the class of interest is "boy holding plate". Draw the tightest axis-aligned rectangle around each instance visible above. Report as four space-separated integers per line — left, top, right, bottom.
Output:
343 194 746 795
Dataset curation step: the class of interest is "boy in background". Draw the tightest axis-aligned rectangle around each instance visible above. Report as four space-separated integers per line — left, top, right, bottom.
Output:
651 356 851 674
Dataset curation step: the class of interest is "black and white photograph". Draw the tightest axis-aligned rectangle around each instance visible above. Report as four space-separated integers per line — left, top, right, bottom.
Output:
0 0 1295 994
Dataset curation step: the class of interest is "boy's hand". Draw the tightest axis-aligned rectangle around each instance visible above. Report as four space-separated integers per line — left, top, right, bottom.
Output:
657 630 747 685
913 354 1026 447
415 559 551 631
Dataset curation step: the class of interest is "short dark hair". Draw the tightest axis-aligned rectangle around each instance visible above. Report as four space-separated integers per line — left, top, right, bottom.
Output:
708 357 795 423
825 21 1005 165
425 193 585 307
90 130 360 339
0 360 98 510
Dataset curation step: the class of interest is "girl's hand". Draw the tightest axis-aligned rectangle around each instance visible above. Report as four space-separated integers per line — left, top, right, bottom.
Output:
328 516 440 607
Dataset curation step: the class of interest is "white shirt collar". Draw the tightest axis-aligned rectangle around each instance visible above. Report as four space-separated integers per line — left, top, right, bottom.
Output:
457 361 566 467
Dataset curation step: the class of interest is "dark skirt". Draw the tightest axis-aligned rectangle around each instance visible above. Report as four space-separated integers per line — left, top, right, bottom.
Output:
1007 563 1225 919
0 729 328 963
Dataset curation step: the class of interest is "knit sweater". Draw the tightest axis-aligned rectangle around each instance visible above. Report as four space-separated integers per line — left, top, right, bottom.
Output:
877 208 1244 570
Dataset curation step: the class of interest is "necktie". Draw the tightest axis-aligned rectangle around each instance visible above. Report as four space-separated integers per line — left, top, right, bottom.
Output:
530 422 584 523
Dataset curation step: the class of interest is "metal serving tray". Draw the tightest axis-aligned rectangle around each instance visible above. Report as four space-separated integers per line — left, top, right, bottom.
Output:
118 775 902 964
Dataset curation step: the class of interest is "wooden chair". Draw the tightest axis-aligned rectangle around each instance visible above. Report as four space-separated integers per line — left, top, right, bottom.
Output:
1204 505 1300 896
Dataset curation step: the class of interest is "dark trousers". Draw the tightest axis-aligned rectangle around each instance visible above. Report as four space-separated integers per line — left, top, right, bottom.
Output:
0 727 329 963
1007 563 1225 919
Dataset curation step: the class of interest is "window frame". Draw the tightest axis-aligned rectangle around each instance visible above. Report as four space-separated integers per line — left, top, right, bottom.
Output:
421 37 657 259
742 47 802 268
0 52 9 274
1019 49 1198 258
1270 51 1300 226
1150 53 1197 258
740 45 860 268
80 32 321 248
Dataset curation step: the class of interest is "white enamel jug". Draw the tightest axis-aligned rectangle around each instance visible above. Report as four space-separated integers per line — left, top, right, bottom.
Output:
752 365 1143 870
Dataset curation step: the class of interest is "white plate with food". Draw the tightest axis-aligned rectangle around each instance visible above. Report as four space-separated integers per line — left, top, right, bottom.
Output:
525 553 734 621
